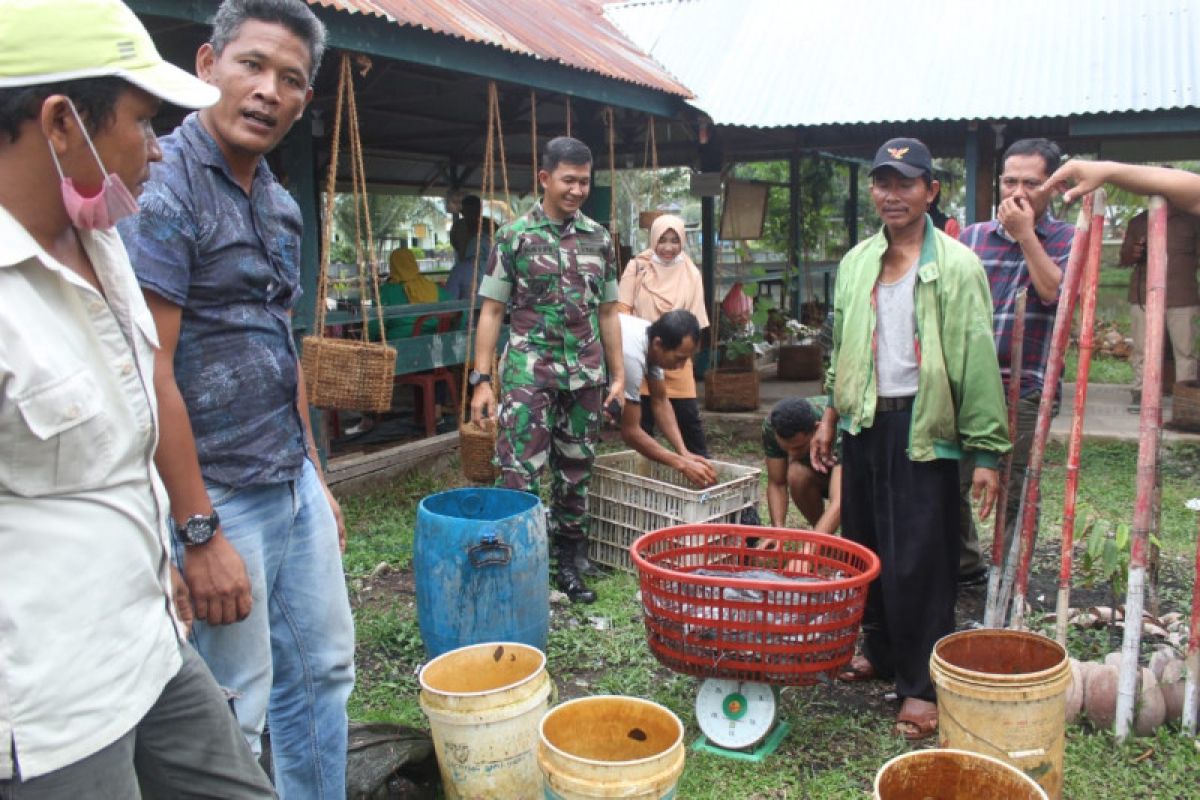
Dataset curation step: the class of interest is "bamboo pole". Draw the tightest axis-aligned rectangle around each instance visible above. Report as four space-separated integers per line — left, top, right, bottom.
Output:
984 288 1027 628
1055 189 1106 645
1115 196 1168 741
1183 499 1200 736
1008 195 1093 629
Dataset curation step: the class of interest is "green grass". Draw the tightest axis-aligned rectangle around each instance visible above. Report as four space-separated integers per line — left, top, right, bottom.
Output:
339 440 1200 798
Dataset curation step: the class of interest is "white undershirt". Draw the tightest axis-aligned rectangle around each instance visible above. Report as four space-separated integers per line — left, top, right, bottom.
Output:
875 260 920 397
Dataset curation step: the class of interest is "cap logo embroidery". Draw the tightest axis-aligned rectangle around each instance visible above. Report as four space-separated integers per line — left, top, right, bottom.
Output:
888 146 910 160
117 40 137 60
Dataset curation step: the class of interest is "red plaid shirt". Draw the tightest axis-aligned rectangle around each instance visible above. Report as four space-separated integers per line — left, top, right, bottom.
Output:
959 214 1075 399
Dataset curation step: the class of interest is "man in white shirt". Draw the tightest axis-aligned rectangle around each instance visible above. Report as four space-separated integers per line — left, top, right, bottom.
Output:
0 0 273 795
617 310 717 487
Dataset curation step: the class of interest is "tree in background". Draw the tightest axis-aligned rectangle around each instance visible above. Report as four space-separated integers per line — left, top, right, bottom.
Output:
326 193 444 265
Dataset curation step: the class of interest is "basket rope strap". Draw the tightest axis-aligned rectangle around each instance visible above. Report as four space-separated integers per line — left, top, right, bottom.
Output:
313 53 349 337
605 106 618 248
529 89 538 186
458 81 501 420
642 113 660 209
312 54 387 344
344 57 387 343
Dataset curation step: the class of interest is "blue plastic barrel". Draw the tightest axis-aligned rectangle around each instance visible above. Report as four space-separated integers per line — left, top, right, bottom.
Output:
414 488 549 658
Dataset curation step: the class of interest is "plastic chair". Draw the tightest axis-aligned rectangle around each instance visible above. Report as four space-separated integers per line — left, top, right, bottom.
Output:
395 311 461 437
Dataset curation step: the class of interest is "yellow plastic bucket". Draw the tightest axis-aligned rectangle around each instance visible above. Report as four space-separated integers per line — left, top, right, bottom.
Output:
419 642 551 799
930 629 1071 800
538 696 685 799
874 748 1048 799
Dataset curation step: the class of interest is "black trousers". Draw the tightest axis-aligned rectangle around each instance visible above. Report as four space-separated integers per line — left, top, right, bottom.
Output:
841 408 960 702
638 395 709 457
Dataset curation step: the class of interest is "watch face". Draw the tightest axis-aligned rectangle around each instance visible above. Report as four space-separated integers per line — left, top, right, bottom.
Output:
181 514 217 546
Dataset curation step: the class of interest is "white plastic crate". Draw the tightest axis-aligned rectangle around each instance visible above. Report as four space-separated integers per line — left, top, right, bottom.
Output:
588 451 761 572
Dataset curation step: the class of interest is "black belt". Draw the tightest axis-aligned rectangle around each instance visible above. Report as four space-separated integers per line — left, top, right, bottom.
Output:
876 395 915 412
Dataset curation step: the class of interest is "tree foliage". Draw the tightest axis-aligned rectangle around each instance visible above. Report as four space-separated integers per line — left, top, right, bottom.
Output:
326 193 444 264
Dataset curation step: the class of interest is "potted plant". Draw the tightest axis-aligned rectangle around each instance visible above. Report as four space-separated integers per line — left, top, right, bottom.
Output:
704 307 761 412
777 319 825 381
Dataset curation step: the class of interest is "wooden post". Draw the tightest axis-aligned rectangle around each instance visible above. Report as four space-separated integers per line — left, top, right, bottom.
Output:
1056 190 1106 645
788 149 801 317
1008 196 1092 630
1115 196 1169 742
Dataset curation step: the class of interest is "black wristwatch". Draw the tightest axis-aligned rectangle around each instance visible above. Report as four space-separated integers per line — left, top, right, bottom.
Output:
174 510 220 546
468 370 491 387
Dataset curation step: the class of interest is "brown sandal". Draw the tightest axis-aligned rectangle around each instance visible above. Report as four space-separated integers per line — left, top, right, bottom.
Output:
894 698 938 741
837 655 878 682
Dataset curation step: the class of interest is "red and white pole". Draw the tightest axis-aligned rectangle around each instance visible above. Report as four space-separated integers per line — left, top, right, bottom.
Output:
1009 195 1092 629
984 289 1026 628
1055 190 1106 645
1182 498 1200 736
1115 196 1168 741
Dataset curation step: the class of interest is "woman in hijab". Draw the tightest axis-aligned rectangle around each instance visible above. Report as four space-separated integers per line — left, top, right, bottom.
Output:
617 214 710 456
373 247 452 340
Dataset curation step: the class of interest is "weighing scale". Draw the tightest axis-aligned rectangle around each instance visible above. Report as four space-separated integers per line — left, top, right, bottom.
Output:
691 678 791 762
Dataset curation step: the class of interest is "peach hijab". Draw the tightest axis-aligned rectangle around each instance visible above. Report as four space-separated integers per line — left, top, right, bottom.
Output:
619 214 709 325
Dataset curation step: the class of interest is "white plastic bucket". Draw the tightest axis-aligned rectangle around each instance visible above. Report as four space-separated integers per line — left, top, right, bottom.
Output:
874 748 1048 799
538 695 685 799
419 642 551 799
930 629 1071 799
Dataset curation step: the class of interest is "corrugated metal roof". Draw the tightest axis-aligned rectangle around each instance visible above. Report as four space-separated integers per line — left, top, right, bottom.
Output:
605 0 1200 128
307 0 692 97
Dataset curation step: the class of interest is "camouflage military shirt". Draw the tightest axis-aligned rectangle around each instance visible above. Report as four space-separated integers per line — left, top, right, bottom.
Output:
479 203 619 390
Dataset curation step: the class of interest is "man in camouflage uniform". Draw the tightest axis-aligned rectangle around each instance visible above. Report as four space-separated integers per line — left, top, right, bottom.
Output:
470 136 625 603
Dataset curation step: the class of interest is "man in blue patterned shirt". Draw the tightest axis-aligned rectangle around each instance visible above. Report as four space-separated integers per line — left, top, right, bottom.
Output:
119 1 354 796
957 138 1075 582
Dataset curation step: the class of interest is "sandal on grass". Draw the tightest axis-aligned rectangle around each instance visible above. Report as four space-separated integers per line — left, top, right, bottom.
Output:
894 698 938 741
837 655 878 682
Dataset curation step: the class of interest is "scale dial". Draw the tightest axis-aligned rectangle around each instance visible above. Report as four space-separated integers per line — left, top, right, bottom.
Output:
695 678 777 750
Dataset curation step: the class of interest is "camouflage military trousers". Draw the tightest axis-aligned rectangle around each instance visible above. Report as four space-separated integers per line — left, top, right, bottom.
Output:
494 384 604 543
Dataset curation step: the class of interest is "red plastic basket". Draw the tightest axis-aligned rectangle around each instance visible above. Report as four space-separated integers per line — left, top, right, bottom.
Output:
630 524 881 685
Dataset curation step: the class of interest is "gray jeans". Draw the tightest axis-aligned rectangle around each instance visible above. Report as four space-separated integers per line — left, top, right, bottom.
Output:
1 644 275 799
959 393 1043 575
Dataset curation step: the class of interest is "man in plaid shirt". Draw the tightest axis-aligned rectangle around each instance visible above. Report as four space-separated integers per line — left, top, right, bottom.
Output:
957 139 1075 582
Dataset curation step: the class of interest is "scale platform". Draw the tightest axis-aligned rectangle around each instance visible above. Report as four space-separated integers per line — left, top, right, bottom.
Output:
690 678 791 762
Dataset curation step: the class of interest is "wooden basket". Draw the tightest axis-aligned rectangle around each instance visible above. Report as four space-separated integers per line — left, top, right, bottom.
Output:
704 367 759 412
301 336 396 412
1172 380 1200 431
459 420 499 483
777 343 824 381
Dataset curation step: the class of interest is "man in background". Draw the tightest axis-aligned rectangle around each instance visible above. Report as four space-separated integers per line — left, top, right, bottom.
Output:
616 309 716 487
958 138 1074 584
470 136 625 604
120 1 354 795
814 137 1008 740
1119 195 1199 409
761 396 841 534
446 193 490 299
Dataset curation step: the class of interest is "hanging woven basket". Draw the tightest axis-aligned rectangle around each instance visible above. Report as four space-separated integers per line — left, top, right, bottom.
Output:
304 54 396 412
302 337 395 412
459 420 499 483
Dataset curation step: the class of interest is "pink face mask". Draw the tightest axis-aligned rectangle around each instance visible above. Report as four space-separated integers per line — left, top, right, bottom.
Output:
47 101 139 230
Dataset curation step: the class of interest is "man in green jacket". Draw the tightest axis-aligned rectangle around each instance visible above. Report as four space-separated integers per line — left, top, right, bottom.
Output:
812 138 1009 740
